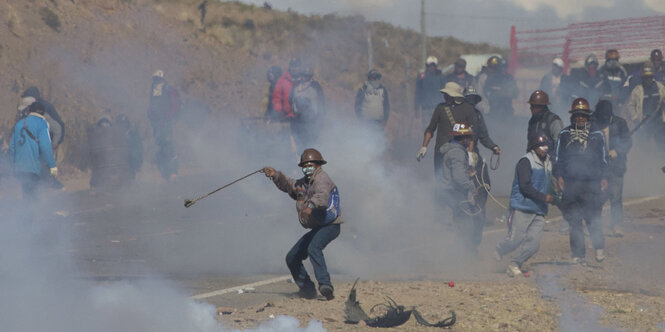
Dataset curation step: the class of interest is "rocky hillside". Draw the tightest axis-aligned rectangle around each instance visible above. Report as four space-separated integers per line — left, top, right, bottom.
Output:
0 0 503 172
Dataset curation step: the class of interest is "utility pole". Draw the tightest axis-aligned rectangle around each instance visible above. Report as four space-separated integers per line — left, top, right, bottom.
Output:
420 0 426 70
367 27 373 71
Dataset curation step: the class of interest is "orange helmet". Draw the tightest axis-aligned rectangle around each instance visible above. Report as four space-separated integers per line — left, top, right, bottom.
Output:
450 122 473 137
569 98 591 115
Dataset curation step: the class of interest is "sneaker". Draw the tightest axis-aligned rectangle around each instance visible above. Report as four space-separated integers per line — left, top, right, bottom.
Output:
297 287 317 299
571 257 588 266
494 248 503 262
595 249 605 262
506 262 522 277
319 284 334 300
612 225 625 237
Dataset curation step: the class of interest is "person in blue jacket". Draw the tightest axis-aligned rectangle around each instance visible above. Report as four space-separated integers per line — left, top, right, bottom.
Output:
495 134 554 277
9 102 57 201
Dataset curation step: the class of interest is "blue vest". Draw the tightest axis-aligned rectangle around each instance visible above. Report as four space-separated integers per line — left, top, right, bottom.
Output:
509 152 551 215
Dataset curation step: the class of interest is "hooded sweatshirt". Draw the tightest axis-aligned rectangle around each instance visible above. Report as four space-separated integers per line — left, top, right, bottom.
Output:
9 112 56 175
438 140 475 199
21 87 65 147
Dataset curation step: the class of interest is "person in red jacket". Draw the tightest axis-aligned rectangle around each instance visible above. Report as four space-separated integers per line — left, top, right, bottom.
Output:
272 58 301 119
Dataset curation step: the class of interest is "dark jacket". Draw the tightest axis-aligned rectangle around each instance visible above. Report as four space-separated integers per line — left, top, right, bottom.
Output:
414 69 446 110
148 81 180 124
553 124 608 181
473 108 497 151
21 87 65 148
445 72 474 90
527 109 563 154
88 123 132 189
567 68 607 108
426 101 477 152
272 168 343 229
598 64 628 104
484 72 518 115
595 116 631 176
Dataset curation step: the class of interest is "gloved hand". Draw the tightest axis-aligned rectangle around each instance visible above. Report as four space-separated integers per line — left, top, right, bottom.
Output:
608 150 617 158
49 167 58 177
416 147 427 162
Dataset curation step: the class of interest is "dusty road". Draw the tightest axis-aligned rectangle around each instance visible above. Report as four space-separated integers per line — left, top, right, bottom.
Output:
3 170 662 331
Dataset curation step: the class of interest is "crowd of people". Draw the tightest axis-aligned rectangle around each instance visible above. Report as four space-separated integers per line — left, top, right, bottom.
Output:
0 46 663 301
412 49 659 279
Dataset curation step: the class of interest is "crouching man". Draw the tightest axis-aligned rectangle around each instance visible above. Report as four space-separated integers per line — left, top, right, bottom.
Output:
262 148 341 300
495 134 554 277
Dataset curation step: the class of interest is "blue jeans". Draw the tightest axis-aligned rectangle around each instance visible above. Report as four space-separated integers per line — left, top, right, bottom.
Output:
286 223 340 291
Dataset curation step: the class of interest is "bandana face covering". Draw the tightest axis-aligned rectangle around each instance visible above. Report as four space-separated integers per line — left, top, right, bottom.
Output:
302 165 315 177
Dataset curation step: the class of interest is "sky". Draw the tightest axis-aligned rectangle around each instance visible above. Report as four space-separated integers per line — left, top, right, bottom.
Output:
237 0 665 46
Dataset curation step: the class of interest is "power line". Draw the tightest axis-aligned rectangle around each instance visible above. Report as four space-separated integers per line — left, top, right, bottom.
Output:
424 12 562 23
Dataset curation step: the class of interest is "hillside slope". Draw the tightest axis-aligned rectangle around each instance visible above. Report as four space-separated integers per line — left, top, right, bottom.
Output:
0 0 503 172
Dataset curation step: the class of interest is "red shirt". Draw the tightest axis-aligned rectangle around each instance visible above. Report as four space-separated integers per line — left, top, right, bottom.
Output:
272 72 295 118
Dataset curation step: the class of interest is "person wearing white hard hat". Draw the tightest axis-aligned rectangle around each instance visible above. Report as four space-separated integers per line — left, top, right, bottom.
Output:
414 55 446 128
148 70 181 181
539 58 568 117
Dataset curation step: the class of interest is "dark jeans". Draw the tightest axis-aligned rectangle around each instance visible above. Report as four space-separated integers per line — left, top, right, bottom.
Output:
607 174 624 227
15 172 40 226
560 180 605 258
445 193 480 254
290 119 322 152
152 121 178 180
286 223 340 291
16 172 40 201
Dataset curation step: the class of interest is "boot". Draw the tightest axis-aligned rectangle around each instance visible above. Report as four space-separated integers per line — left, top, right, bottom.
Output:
319 284 334 300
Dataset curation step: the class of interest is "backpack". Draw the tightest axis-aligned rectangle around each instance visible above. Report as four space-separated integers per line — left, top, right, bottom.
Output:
292 82 321 121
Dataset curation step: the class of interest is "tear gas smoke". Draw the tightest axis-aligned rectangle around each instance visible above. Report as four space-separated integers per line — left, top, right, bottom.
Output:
0 198 325 332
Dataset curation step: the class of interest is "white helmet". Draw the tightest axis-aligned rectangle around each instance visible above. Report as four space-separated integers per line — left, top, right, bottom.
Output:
153 70 165 78
426 56 438 66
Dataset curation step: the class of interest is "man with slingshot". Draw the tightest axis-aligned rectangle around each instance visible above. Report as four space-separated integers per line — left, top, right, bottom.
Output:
262 148 342 300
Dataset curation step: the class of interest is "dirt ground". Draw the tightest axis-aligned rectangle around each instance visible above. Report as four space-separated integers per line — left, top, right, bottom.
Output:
212 196 665 331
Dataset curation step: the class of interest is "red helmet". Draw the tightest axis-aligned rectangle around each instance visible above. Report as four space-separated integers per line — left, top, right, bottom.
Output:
450 122 473 137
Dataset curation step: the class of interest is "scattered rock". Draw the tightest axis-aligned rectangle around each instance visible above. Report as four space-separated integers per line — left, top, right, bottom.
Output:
217 307 235 315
